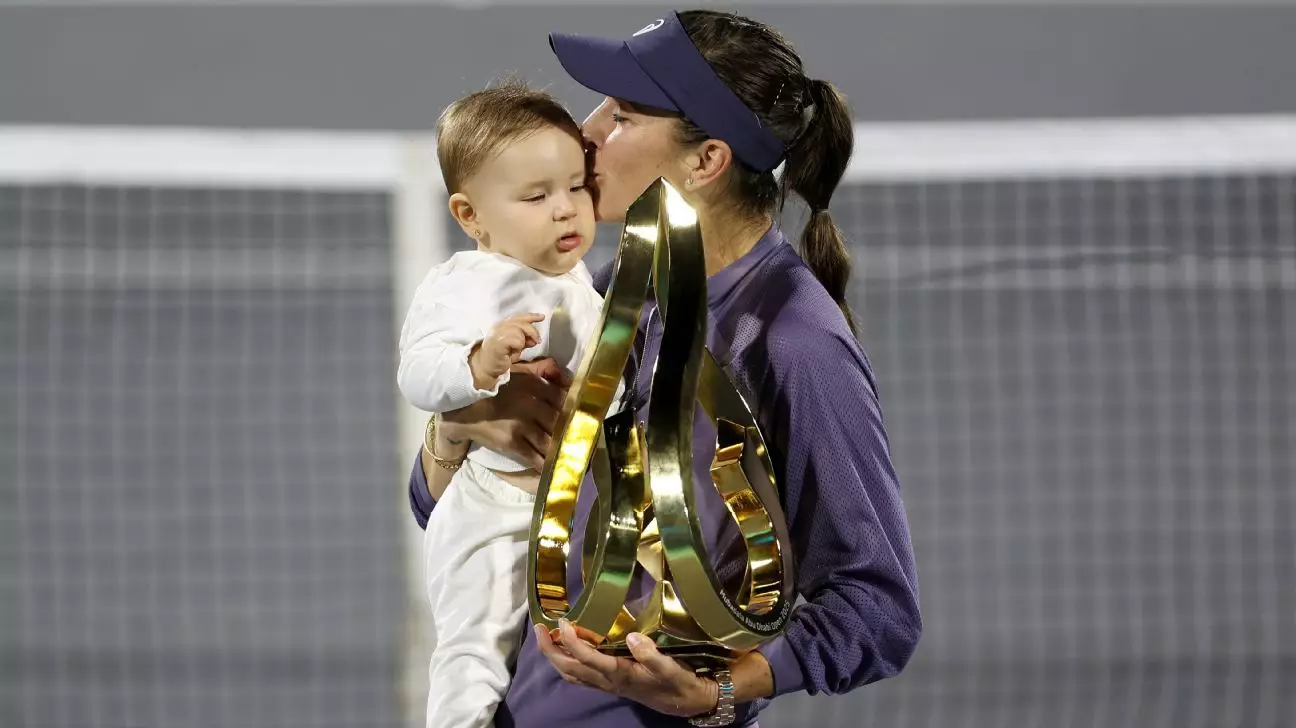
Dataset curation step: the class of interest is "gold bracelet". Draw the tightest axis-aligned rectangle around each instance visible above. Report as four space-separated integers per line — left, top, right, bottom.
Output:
423 416 466 472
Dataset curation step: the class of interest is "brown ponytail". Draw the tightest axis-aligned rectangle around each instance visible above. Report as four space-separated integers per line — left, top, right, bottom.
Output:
675 10 860 335
780 78 857 334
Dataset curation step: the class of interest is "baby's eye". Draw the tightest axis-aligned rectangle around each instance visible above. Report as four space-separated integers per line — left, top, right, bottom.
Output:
570 184 588 193
522 194 545 203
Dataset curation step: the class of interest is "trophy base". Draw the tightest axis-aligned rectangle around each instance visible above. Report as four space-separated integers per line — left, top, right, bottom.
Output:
549 622 736 673
596 637 737 673
575 564 747 673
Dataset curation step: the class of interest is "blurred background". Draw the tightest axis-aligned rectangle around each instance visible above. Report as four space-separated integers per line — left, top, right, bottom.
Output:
2 2 1293 727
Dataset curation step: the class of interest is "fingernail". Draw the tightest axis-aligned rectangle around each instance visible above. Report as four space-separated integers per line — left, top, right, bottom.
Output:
559 618 570 629
626 633 643 647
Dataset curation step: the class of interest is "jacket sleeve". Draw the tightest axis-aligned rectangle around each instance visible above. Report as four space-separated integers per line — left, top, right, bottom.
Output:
754 330 923 696
408 449 434 530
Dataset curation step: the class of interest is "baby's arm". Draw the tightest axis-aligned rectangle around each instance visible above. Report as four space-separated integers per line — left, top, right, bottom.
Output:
396 269 508 412
398 302 494 413
397 265 552 413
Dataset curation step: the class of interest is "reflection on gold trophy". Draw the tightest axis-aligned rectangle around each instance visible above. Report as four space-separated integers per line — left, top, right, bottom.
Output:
527 178 796 672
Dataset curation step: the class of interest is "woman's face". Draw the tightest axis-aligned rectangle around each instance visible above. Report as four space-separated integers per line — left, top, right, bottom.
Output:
580 97 689 222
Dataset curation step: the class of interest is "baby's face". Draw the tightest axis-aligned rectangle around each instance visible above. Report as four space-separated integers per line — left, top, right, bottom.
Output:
464 127 597 276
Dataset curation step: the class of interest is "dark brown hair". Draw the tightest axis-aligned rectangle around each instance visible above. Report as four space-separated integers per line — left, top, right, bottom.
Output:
676 10 857 334
436 79 583 194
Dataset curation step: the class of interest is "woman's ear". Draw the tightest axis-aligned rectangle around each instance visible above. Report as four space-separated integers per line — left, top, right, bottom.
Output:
683 139 734 191
447 193 486 246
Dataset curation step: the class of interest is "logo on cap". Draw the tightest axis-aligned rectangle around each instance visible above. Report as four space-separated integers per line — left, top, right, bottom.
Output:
633 19 665 37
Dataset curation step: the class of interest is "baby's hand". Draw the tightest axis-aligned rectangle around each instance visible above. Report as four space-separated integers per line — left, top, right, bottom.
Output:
470 313 544 387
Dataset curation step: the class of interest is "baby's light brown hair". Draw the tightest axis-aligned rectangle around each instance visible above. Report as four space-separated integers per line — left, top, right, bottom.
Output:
436 80 584 195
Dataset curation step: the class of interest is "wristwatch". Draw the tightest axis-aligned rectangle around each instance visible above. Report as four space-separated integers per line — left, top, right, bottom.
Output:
689 668 735 726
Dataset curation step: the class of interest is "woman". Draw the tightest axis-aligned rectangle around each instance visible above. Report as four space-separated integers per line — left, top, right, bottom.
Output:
410 10 921 727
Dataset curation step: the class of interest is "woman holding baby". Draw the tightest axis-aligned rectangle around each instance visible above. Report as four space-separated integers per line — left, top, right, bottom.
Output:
407 9 922 728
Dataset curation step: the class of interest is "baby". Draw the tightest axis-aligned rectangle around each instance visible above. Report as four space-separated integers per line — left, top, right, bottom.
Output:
397 81 618 728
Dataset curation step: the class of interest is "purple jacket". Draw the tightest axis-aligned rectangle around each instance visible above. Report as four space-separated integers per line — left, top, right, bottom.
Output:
409 226 921 726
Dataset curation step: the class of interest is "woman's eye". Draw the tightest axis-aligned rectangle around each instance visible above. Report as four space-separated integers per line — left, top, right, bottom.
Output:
611 112 627 123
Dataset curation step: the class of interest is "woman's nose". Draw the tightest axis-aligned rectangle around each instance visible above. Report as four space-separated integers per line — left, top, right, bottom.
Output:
580 109 612 147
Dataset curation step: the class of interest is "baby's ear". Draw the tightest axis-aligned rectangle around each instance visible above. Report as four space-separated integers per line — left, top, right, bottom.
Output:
447 193 484 243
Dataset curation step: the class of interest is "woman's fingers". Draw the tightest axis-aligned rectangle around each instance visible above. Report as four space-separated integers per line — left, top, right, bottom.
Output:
489 358 584 467
515 425 549 471
530 358 574 387
499 370 564 424
623 633 686 680
511 357 571 389
517 370 569 438
558 620 622 674
533 624 614 690
513 369 567 411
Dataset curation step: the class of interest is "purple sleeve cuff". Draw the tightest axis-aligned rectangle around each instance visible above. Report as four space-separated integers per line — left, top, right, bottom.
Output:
591 261 614 296
408 450 435 530
756 635 807 697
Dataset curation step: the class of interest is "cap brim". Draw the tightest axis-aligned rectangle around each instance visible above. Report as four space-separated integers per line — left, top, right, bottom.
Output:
549 32 678 112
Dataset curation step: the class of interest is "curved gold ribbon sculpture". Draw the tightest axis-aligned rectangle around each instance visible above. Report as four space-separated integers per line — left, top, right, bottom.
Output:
528 178 795 669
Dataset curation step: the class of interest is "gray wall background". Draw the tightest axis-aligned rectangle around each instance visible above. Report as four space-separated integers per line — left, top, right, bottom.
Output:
3 3 1295 728
2 4 1295 129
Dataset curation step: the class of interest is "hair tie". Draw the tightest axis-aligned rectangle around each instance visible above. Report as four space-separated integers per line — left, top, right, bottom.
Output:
792 78 818 146
800 102 817 128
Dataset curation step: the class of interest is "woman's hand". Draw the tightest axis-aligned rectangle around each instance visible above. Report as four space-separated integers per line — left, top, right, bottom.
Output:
439 358 570 470
533 620 718 718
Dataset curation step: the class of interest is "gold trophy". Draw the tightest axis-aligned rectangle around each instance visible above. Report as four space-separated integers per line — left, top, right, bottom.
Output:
527 178 796 676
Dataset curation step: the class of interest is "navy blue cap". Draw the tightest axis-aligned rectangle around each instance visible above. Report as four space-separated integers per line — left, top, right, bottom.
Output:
549 12 787 173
